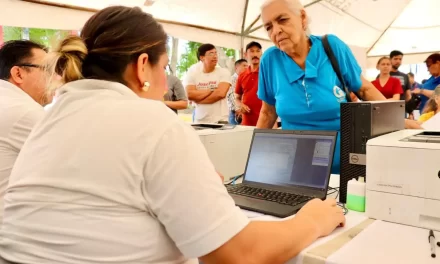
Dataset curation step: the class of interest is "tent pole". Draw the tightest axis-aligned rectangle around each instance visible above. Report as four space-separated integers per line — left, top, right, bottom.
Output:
241 36 245 59
247 25 264 35
244 15 261 35
241 0 250 35
240 0 250 58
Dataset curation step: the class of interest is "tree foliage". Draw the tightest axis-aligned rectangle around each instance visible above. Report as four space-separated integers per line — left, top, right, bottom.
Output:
176 41 201 79
223 48 236 58
3 26 71 48
3 27 21 41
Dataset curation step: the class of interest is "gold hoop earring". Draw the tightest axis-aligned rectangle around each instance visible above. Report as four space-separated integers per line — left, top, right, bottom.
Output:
143 81 150 92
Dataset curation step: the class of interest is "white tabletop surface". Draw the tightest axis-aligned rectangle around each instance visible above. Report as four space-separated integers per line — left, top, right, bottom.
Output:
239 174 438 263
326 220 440 264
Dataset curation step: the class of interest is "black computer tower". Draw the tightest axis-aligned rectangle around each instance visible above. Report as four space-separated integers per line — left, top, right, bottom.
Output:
339 101 405 203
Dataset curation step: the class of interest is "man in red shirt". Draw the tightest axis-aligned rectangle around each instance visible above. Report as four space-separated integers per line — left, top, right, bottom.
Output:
235 42 262 126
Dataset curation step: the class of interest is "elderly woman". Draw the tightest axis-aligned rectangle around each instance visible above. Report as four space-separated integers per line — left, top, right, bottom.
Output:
257 0 386 174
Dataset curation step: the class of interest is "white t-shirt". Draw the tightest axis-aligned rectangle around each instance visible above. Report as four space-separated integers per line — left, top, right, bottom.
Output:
0 79 249 264
0 80 44 222
186 67 231 123
182 62 203 87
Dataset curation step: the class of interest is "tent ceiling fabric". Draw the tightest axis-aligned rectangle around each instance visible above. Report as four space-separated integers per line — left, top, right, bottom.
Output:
2 0 439 58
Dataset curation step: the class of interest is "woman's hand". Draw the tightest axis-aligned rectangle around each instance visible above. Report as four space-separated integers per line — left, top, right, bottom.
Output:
239 104 251 114
412 88 421 94
405 119 422 129
295 198 345 238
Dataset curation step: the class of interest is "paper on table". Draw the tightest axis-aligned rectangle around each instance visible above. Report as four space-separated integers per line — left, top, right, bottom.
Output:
241 209 266 219
421 112 440 130
252 214 293 222
326 220 440 264
286 211 368 264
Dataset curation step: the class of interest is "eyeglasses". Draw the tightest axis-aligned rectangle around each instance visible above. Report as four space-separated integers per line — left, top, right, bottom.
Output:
15 63 44 70
204 52 218 57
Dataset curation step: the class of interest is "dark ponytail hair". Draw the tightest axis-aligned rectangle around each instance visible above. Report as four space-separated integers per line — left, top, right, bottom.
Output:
46 6 167 93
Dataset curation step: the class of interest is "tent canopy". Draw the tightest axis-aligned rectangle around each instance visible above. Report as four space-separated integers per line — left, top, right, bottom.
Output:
1 0 438 64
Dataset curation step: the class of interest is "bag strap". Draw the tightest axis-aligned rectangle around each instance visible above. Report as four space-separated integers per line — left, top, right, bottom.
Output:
322 34 358 102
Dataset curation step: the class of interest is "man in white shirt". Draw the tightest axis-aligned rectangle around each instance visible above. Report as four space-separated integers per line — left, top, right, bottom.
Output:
0 40 49 219
185 44 231 123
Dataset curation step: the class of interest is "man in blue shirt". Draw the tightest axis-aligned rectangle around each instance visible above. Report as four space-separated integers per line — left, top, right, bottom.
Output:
412 53 440 111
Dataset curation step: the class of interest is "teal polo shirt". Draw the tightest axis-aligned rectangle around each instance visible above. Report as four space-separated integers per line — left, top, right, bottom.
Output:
258 34 362 174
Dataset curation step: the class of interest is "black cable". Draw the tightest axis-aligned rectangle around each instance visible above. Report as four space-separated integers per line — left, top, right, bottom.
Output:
337 202 348 215
327 187 340 196
327 187 346 214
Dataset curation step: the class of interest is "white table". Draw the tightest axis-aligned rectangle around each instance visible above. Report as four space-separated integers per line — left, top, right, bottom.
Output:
240 175 440 264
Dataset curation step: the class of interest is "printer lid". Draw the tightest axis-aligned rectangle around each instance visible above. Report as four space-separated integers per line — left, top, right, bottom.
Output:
400 131 440 143
367 129 440 149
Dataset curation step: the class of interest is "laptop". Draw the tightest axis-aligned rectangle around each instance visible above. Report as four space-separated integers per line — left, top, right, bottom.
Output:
227 129 337 218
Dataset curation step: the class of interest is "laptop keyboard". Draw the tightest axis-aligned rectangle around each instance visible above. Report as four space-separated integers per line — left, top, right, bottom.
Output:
227 185 313 206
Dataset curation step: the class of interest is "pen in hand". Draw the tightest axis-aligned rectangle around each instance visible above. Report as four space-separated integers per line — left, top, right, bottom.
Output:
429 230 436 258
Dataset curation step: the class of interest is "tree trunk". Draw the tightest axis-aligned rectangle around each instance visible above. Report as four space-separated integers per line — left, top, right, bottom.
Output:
22 28 29 40
170 37 179 76
215 46 234 74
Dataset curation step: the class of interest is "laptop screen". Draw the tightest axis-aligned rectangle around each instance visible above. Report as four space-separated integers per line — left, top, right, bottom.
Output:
243 131 335 190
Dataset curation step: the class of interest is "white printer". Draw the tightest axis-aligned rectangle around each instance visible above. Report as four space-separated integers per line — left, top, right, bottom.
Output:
366 129 440 231
196 125 254 181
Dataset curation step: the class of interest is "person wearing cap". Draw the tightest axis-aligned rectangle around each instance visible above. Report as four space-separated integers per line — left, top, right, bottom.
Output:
235 42 263 126
413 53 440 111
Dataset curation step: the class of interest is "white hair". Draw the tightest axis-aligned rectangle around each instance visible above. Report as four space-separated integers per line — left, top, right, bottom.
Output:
261 0 311 36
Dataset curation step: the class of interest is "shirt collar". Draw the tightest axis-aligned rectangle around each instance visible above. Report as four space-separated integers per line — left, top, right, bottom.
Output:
281 36 319 83
247 66 259 74
58 79 139 98
0 79 40 104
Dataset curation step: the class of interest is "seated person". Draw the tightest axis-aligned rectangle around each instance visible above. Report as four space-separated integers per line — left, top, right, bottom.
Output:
0 40 50 222
0 5 344 264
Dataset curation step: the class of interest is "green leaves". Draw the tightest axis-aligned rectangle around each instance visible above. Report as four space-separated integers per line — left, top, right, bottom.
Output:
176 41 201 79
3 26 72 48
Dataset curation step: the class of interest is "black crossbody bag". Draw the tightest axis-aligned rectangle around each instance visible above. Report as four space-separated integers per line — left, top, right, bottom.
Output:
322 35 362 102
